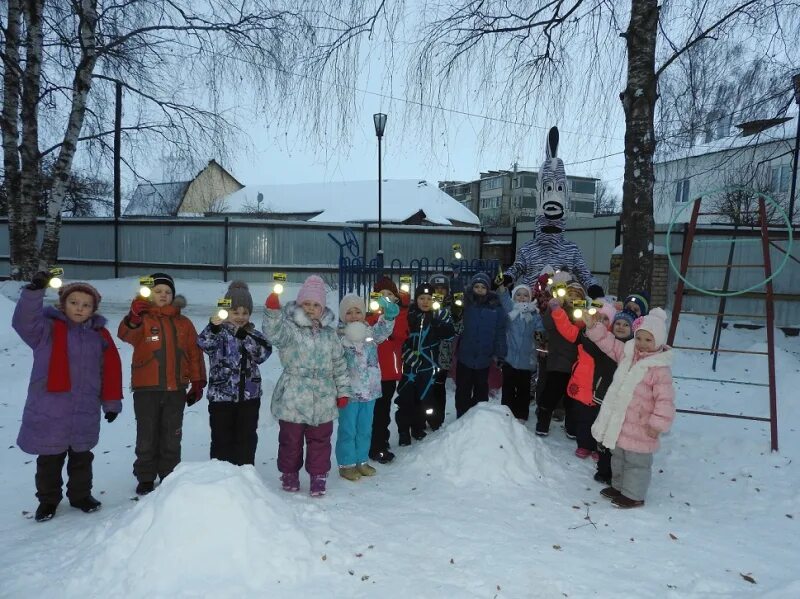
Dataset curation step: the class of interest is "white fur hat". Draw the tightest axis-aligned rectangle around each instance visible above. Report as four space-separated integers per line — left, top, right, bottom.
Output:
636 307 668 348
339 293 365 322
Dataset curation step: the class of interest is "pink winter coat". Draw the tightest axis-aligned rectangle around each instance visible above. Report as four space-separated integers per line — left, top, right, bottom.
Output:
586 325 675 453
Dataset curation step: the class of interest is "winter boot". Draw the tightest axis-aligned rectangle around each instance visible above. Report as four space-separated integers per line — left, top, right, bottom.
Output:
552 407 565 422
535 408 551 436
600 486 622 500
357 463 377 477
309 474 327 497
281 472 300 492
70 496 102 513
369 450 395 464
398 432 412 447
339 466 362 482
612 495 645 509
593 471 612 485
574 448 591 459
35 503 58 523
411 429 427 441
135 481 155 496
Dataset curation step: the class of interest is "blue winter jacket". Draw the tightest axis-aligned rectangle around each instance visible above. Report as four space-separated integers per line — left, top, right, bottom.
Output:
457 288 507 369
198 322 272 402
499 291 544 371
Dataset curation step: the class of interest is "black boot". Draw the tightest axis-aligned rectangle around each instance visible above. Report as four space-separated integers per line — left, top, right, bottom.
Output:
398 432 411 447
369 450 395 464
35 503 58 523
70 495 102 513
535 408 551 436
136 481 155 496
412 429 427 441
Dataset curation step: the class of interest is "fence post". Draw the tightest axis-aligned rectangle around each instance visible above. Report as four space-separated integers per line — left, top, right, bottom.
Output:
614 218 622 248
479 227 484 260
223 217 229 282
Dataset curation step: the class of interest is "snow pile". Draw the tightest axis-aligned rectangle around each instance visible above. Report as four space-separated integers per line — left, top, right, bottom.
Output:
55 462 320 597
403 403 565 487
0 292 19 346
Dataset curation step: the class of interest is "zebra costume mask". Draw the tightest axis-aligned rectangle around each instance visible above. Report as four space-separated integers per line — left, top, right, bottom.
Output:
538 126 567 222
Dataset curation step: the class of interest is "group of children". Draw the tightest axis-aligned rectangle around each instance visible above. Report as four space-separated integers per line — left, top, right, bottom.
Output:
14 266 674 521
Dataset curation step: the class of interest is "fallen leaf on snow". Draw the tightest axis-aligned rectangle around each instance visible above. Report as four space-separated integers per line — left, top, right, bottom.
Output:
669 533 678 540
739 573 756 584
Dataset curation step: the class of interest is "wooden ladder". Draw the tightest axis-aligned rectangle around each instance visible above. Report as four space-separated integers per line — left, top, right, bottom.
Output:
666 198 779 451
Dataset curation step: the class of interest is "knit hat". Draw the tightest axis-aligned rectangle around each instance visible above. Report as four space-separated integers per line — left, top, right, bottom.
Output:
225 280 253 314
598 301 617 325
566 281 586 299
150 272 175 297
470 272 491 289
430 273 450 290
635 307 668 348
624 291 650 316
58 282 101 313
613 310 636 328
296 275 327 308
511 284 532 301
339 293 365 322
415 282 433 297
373 276 399 297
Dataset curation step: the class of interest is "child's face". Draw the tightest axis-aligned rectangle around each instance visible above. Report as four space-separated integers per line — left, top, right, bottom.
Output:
513 288 531 303
473 283 488 296
625 301 642 317
151 284 173 307
63 291 95 324
635 329 657 352
433 285 448 298
613 319 631 340
301 300 323 320
345 306 365 323
566 288 584 304
597 313 610 328
379 289 398 303
417 294 433 312
227 306 251 328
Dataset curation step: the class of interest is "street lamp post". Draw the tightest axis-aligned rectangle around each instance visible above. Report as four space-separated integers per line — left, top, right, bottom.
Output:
788 73 800 225
373 113 387 269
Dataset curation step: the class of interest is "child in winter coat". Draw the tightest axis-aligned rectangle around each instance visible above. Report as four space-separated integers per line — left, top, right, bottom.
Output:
428 272 460 430
336 294 397 481
583 309 635 484
586 308 675 509
118 272 206 496
454 273 507 418
14 274 123 522
366 277 409 464
536 280 585 436
396 282 456 445
198 281 272 466
498 284 544 421
262 276 351 497
622 291 650 318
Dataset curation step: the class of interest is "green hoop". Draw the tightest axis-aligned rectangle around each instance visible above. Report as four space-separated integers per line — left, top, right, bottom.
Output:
665 188 794 297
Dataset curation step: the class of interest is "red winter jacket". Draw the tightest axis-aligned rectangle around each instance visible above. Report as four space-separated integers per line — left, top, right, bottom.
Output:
367 306 409 381
551 306 594 407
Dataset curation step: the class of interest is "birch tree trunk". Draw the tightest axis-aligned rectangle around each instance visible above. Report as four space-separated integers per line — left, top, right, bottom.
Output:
617 0 659 298
1 0 35 279
39 0 100 268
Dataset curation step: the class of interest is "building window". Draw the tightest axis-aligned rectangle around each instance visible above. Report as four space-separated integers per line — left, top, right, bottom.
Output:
521 174 538 189
570 200 595 214
675 179 691 203
771 164 791 193
480 197 501 210
480 177 503 191
571 180 596 195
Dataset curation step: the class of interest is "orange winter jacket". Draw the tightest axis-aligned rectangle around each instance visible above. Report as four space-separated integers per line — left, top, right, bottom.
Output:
551 306 595 406
117 300 206 392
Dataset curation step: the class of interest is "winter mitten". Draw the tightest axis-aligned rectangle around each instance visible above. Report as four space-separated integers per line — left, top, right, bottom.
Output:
185 380 206 406
265 293 281 310
502 275 514 288
104 412 118 423
235 327 249 340
547 298 561 311
587 285 605 300
378 297 400 320
336 396 349 409
128 298 151 325
26 271 52 290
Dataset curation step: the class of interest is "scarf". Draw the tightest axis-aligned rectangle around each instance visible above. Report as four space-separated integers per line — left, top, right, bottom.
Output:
47 319 123 401
508 301 535 323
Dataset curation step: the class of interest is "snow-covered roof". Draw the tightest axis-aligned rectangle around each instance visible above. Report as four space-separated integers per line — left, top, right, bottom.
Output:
125 181 190 216
220 179 481 226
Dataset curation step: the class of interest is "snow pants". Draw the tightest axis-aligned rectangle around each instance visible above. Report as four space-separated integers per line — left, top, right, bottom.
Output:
535 371 571 433
371 381 396 455
208 399 261 466
336 399 375 466
455 362 489 418
570 399 599 452
395 374 429 436
502 365 533 420
611 448 654 501
36 447 93 504
277 419 333 476
133 390 185 483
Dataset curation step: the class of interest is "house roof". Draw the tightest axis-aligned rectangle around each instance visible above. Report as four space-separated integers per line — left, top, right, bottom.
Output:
220 179 481 226
124 181 191 216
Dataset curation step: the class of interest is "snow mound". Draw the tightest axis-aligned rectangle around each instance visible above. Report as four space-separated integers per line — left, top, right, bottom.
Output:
58 461 319 597
403 403 565 487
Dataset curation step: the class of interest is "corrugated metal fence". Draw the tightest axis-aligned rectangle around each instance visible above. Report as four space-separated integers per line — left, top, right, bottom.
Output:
0 218 483 285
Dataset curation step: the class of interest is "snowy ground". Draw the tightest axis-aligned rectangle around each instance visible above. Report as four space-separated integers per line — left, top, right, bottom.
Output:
0 277 798 598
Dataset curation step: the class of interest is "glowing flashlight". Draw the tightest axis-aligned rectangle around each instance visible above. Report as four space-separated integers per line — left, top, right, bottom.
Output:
425 408 434 415
432 301 441 311
138 276 154 298
452 243 463 260
573 308 583 319
547 277 554 286
369 300 380 311
273 283 284 294
48 267 64 289
400 283 410 293
272 272 287 294
216 298 231 320
217 309 229 319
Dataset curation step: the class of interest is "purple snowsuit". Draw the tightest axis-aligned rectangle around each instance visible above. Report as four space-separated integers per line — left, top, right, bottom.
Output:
13 288 122 456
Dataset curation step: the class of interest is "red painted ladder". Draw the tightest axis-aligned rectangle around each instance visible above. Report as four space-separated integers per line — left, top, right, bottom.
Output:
666 197 779 451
